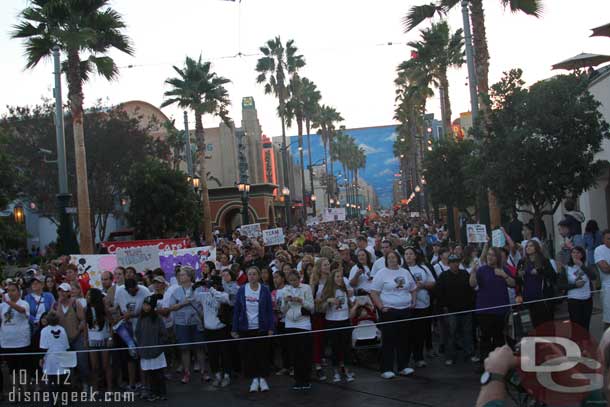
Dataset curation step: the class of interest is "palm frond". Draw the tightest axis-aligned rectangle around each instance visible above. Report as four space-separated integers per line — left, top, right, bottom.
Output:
403 3 442 32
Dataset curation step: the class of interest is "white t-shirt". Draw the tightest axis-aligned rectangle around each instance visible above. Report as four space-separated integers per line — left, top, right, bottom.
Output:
195 288 230 330
87 307 110 343
349 264 376 293
371 257 387 274
434 262 450 277
566 265 591 300
365 246 377 262
281 285 312 330
315 277 351 299
325 289 350 321
404 265 434 309
595 245 610 287
371 267 416 310
115 285 151 328
245 284 261 330
30 294 47 323
0 300 31 348
40 325 72 375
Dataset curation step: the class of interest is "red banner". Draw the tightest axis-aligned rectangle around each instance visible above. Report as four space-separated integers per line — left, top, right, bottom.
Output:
101 238 191 254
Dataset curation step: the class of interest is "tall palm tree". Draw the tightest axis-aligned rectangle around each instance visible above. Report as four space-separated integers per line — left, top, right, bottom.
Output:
285 75 308 219
162 56 231 243
256 36 305 225
301 78 321 213
12 0 133 253
404 0 541 111
313 105 343 204
409 21 464 135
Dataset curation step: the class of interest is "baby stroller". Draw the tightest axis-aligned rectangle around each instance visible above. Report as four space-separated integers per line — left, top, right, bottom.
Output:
351 296 382 365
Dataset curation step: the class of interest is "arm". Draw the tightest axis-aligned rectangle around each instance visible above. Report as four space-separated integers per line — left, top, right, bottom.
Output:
475 345 516 407
7 299 27 314
556 268 576 292
369 290 384 311
597 260 610 274
470 268 479 288
479 240 490 265
302 287 315 313
501 227 517 256
349 267 363 288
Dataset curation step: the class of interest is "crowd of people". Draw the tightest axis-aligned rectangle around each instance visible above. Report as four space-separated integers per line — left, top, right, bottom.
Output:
0 207 608 404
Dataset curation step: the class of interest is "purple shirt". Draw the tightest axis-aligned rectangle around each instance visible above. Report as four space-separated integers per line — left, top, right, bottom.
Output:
475 265 510 315
522 264 543 301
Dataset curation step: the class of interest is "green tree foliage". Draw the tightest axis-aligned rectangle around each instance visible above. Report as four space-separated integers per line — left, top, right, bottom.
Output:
480 69 610 232
125 160 200 240
1 102 162 240
423 138 478 214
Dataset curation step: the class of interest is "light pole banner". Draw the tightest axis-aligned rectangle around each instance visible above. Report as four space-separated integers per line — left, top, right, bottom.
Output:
100 237 190 254
240 223 262 238
263 228 285 246
466 224 488 243
116 245 161 272
322 208 346 222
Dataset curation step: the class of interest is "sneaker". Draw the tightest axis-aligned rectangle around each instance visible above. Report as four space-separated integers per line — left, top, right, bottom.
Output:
415 360 427 368
445 360 454 366
181 370 191 384
221 374 231 388
344 371 355 383
212 373 222 387
333 371 341 383
275 368 289 376
302 383 312 390
316 368 327 381
175 365 183 374
259 378 270 392
292 384 303 391
381 371 395 379
203 372 211 382
399 368 414 376
249 378 260 393
470 355 481 363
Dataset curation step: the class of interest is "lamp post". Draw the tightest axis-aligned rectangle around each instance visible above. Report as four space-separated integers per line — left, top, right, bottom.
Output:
281 187 290 227
237 181 251 225
13 205 25 224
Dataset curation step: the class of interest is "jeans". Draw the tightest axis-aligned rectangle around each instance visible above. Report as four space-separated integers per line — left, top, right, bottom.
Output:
70 334 89 383
204 327 231 374
477 314 505 360
568 298 593 331
411 308 429 362
444 313 474 361
286 328 312 386
239 330 270 378
379 308 413 372
325 319 351 366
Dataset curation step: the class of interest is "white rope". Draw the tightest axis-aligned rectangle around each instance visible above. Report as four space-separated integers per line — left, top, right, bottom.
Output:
3 289 601 357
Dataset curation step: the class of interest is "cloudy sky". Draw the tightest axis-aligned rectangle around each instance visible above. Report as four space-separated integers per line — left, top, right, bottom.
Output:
1 0 609 135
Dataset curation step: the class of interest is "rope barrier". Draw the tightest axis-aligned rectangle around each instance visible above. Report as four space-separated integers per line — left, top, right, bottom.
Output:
2 289 602 357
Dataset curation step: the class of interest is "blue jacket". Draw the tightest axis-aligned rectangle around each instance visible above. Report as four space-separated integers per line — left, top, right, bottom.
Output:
24 292 55 324
232 284 274 333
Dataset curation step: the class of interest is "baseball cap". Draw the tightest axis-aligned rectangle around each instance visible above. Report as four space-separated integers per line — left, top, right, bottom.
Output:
153 276 167 285
31 275 44 283
58 283 71 292
338 243 350 251
448 254 461 263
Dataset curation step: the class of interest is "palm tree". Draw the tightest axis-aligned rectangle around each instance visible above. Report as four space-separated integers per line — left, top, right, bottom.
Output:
256 36 305 225
285 75 308 219
409 21 464 135
301 78 321 213
404 0 541 111
162 56 231 243
313 105 343 204
12 0 134 253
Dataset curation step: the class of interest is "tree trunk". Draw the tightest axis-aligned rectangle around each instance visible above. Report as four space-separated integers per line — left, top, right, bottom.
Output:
328 128 335 201
306 117 316 215
297 116 307 221
195 111 213 244
67 49 94 254
439 73 452 137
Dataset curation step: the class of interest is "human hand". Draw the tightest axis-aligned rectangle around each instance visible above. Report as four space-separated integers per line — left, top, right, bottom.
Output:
267 330 273 336
575 280 586 288
531 268 538 275
231 331 239 339
484 345 517 376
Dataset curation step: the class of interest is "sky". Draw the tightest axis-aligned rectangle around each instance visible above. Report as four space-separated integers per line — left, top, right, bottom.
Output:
1 0 609 135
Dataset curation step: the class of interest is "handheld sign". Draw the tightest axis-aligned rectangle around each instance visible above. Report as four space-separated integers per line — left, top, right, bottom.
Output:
240 223 262 238
466 224 487 243
492 229 506 248
263 228 285 246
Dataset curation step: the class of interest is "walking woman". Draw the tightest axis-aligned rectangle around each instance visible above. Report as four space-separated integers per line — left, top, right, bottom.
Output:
558 246 595 331
469 247 515 361
370 251 417 379
281 270 314 390
232 266 274 393
516 240 556 327
402 247 436 368
86 288 112 391
322 269 355 382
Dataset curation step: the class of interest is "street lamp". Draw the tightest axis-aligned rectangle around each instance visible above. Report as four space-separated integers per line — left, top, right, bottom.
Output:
282 186 290 197
237 181 251 225
415 185 422 193
329 198 335 205
311 194 316 202
192 176 201 191
13 205 25 224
